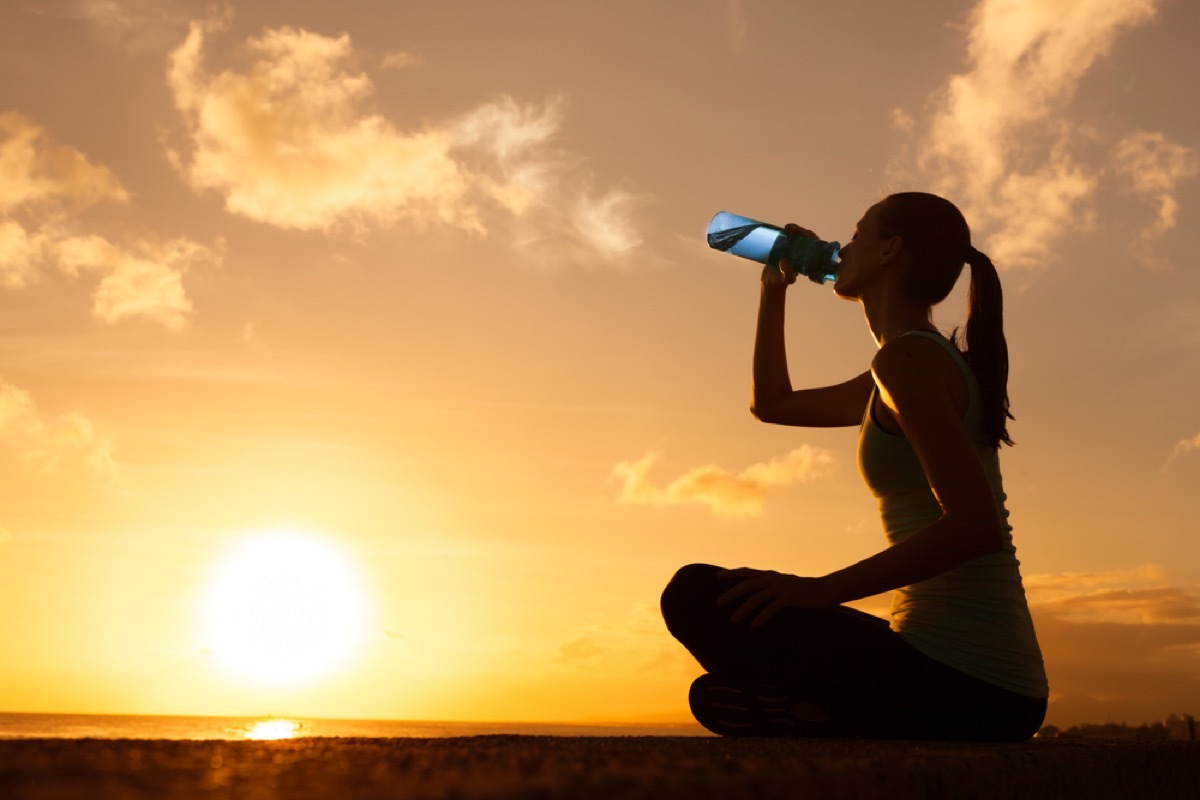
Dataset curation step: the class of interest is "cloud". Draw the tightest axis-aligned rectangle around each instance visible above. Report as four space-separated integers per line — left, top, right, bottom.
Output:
380 51 423 70
0 219 45 288
54 233 218 332
1025 564 1200 724
22 0 202 54
1174 433 1200 457
0 112 218 329
1111 130 1200 266
611 446 833 518
900 0 1162 267
0 379 117 481
167 21 480 234
1161 430 1200 472
165 20 644 262
0 111 128 217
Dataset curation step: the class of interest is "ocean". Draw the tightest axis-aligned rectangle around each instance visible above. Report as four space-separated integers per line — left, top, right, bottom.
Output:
0 713 709 740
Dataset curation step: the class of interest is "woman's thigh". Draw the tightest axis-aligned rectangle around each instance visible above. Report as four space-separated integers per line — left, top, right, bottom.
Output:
661 563 904 684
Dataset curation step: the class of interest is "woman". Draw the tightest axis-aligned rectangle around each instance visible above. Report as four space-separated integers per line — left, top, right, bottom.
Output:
661 192 1048 741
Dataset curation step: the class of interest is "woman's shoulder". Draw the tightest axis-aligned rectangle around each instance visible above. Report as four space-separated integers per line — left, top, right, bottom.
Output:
871 332 970 409
871 331 953 378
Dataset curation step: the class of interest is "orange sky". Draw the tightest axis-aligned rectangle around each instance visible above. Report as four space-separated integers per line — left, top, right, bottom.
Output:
1 0 1198 729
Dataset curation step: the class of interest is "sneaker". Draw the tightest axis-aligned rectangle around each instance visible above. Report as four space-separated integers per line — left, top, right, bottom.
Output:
689 674 827 737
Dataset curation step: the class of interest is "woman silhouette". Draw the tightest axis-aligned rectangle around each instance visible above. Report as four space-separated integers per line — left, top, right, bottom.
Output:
661 193 1048 741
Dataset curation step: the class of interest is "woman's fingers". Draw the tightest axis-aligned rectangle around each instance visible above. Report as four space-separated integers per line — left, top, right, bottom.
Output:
783 223 818 239
751 597 786 628
716 574 765 606
729 587 774 624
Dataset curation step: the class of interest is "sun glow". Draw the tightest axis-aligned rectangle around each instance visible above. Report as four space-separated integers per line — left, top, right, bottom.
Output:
201 530 371 688
244 719 300 740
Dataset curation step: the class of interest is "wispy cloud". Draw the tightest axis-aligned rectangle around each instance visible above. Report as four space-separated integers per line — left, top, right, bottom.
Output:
1112 130 1200 267
1160 430 1200 472
0 111 127 218
380 51 423 70
1172 432 1200 457
165 20 645 263
611 446 833 518
55 234 218 332
22 0 200 54
0 378 117 481
0 111 218 329
897 0 1164 267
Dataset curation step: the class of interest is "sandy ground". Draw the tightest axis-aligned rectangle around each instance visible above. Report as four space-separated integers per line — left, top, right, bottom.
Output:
1 736 1197 799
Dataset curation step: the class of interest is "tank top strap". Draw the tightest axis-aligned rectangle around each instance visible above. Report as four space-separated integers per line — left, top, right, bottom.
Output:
899 330 977 418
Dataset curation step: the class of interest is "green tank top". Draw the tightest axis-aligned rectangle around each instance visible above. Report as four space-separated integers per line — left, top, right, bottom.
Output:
858 330 1048 698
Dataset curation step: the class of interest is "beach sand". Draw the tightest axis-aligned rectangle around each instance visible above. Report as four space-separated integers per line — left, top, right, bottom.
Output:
1 735 1197 799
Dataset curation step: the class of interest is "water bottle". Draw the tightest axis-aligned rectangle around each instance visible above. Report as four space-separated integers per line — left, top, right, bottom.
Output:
707 211 840 284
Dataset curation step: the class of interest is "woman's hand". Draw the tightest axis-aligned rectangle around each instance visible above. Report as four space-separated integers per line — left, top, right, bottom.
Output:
717 567 835 627
760 223 818 291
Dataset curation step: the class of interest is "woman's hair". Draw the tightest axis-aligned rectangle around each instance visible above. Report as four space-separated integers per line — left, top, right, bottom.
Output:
876 192 1014 448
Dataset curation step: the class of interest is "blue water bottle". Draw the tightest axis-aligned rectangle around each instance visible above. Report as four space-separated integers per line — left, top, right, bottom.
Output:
707 211 840 284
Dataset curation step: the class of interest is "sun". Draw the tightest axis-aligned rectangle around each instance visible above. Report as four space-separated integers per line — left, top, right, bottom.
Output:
201 530 371 688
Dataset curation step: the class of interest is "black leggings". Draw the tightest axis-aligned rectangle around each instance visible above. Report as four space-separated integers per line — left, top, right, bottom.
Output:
661 563 1046 742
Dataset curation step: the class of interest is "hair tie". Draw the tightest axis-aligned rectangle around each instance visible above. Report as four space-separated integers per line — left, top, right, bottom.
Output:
965 246 980 264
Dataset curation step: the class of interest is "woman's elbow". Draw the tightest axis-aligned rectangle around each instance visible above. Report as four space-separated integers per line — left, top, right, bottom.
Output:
749 401 777 424
944 508 1006 558
968 513 1006 557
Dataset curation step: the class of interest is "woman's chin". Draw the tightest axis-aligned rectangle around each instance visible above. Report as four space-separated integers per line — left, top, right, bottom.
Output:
832 278 859 300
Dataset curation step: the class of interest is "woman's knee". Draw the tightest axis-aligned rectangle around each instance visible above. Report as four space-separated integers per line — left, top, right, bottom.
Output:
660 563 723 633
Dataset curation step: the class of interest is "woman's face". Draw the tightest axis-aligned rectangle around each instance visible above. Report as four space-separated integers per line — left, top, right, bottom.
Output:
833 203 891 300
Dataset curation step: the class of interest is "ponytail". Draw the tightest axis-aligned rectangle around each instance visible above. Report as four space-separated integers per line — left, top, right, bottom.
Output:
957 246 1014 448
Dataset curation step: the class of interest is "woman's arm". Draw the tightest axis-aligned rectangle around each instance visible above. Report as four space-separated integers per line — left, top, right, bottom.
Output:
750 226 873 428
722 335 1005 625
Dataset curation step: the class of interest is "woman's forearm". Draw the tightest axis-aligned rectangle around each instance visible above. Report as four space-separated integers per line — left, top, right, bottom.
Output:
751 286 793 417
820 511 1003 605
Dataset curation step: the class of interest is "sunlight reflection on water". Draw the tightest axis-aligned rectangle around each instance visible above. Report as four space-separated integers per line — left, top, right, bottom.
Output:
243 719 299 740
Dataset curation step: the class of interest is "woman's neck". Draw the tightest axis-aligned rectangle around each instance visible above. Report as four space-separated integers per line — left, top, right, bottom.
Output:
861 292 935 347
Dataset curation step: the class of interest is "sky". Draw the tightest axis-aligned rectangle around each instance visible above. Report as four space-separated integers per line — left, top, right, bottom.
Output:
0 0 1198 730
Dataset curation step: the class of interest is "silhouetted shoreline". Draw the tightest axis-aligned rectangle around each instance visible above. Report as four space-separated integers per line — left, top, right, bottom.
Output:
2 735 1198 799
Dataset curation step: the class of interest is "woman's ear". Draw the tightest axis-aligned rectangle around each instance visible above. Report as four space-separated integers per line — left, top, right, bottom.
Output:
880 234 904 265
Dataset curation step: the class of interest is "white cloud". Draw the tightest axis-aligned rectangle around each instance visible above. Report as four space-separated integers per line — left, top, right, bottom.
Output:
380 51 423 70
611 446 833 518
0 219 45 288
165 20 644 262
55 234 218 332
451 94 565 218
1112 130 1200 266
901 0 1162 267
23 0 205 54
0 111 128 215
1173 432 1200 457
167 22 480 234
572 187 645 259
0 112 217 329
0 379 117 481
